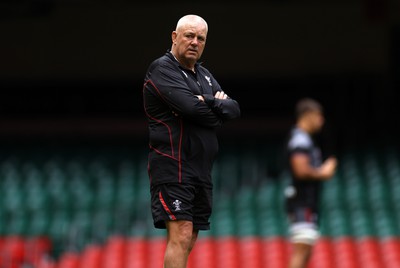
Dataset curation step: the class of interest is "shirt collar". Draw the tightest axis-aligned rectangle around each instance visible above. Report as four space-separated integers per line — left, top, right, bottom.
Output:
166 49 202 72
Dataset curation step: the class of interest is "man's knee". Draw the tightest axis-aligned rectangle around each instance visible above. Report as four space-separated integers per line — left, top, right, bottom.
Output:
166 220 194 250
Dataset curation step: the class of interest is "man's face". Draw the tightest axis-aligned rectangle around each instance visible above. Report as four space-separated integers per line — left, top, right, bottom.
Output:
309 111 325 133
172 23 207 66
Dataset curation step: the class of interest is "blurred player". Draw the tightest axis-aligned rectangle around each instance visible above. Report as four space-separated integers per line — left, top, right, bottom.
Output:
143 14 240 268
284 98 338 268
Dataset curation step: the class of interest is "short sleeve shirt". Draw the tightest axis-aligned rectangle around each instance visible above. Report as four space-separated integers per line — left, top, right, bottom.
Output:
285 127 323 212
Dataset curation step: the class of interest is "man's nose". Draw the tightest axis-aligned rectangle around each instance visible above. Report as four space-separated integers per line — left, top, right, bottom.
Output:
191 37 199 45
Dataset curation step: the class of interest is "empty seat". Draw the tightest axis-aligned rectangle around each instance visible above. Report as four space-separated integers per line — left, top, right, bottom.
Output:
308 238 335 268
261 237 289 268
7 211 29 236
333 237 359 268
214 237 240 268
102 235 126 268
357 237 385 268
24 236 53 265
380 237 400 268
146 238 166 268
324 209 350 237
56 251 80 268
27 210 51 237
237 237 262 268
125 237 147 268
2 235 25 266
78 243 102 268
188 237 216 268
349 209 375 237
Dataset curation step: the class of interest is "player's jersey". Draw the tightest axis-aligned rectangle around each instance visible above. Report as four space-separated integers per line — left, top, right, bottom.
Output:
285 127 323 212
143 51 240 187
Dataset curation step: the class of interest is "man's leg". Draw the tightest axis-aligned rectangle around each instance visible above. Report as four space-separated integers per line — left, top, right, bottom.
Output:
289 242 313 268
164 220 198 268
287 207 319 268
189 228 199 253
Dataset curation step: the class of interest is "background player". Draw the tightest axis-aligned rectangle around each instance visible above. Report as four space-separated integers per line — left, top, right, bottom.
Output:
284 97 338 268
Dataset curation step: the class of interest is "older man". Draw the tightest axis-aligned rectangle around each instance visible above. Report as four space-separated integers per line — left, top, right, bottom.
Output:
142 14 240 267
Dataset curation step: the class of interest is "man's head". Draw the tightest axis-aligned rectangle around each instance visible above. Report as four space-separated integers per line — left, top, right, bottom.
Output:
171 14 208 71
295 98 325 134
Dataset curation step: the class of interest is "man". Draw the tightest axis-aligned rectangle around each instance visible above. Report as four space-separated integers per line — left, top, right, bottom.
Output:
284 98 337 268
142 14 240 268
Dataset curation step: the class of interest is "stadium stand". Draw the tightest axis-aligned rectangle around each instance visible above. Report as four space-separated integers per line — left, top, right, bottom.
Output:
0 143 399 267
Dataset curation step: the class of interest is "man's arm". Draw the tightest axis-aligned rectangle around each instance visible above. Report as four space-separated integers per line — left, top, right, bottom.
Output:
201 74 240 121
291 153 337 181
152 65 223 128
202 91 241 121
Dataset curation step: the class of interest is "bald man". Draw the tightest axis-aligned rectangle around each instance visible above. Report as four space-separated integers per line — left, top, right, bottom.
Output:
143 14 240 267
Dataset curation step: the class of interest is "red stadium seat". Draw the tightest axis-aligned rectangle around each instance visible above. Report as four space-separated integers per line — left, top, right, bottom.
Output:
238 236 262 268
188 237 216 268
3 235 25 266
44 235 400 268
79 244 102 268
125 237 147 268
25 236 52 266
35 257 57 268
57 252 80 268
103 236 126 268
333 237 359 268
308 237 334 268
357 237 385 268
215 236 239 268
380 237 400 268
146 237 166 268
261 237 289 268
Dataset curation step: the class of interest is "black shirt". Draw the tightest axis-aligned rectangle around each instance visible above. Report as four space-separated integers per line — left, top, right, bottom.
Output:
285 127 323 212
143 51 240 186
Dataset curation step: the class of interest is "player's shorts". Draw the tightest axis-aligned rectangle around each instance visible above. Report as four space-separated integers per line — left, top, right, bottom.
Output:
150 183 212 230
287 207 320 245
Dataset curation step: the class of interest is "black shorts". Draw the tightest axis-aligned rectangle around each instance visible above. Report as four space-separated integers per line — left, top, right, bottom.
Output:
287 207 320 245
287 206 319 226
150 183 213 230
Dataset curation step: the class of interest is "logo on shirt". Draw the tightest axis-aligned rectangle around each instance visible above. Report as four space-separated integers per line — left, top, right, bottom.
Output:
205 76 212 86
172 199 182 211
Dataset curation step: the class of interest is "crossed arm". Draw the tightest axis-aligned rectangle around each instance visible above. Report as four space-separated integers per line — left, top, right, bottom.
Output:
153 67 240 127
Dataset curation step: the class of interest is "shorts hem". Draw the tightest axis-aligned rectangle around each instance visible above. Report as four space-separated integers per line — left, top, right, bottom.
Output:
290 238 318 246
153 216 193 229
153 218 210 231
193 223 210 231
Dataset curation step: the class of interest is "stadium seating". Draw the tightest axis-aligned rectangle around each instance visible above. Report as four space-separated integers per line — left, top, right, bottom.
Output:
0 143 398 267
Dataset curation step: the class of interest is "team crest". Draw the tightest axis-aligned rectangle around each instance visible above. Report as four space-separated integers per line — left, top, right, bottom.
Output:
172 199 182 211
205 76 212 86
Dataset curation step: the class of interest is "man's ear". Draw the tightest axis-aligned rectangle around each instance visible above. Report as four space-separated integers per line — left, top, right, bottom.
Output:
171 31 177 44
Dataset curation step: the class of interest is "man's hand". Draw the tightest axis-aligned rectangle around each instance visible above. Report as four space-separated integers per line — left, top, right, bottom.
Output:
215 91 228 99
319 157 338 180
291 154 338 181
196 95 205 102
196 91 228 102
